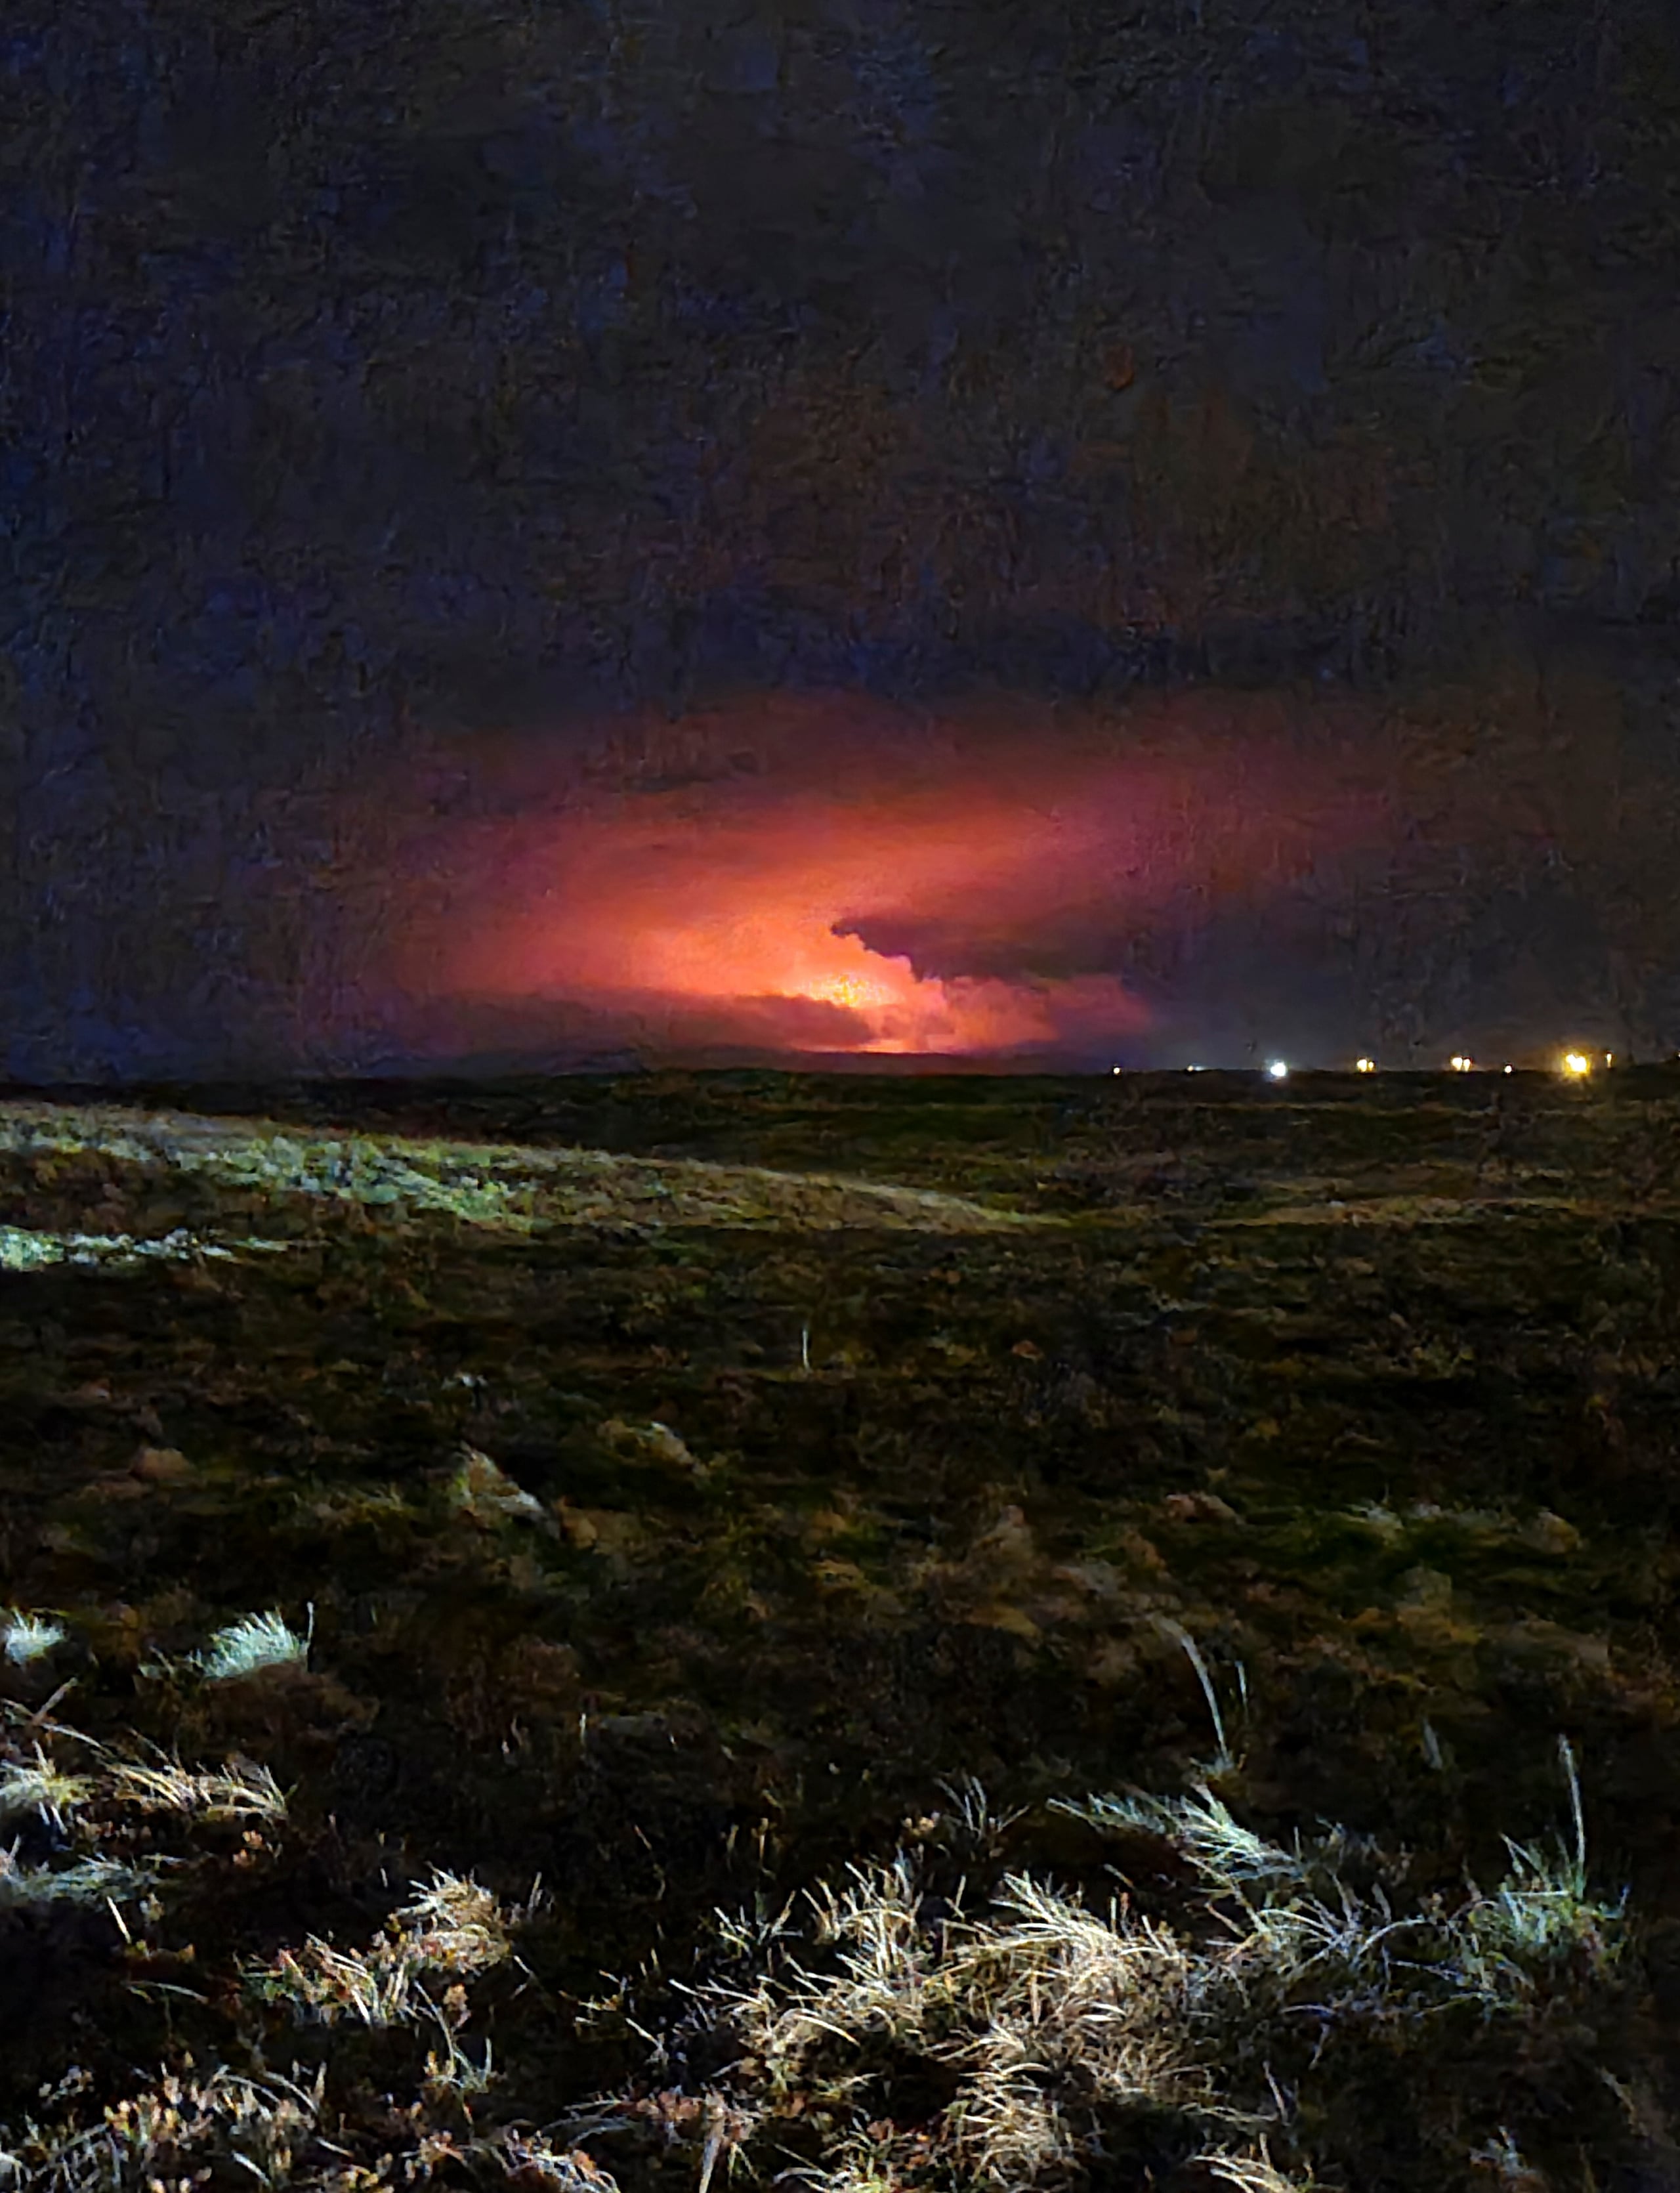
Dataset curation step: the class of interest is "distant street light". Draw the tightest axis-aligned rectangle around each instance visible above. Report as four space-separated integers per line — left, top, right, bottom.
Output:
1267 1059 1289 1081
1354 1057 1376 1074
1561 1051 1592 1079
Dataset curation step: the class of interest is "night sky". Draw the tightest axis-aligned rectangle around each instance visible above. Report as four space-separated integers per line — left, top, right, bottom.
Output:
7 0 1680 1076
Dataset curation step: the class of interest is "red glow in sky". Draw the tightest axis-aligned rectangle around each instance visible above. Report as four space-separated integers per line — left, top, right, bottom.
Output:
383 689 1380 1061
437 773 1154 1053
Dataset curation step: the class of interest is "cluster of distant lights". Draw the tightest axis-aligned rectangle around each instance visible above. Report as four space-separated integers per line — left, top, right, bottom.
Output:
1120 1050 1620 1080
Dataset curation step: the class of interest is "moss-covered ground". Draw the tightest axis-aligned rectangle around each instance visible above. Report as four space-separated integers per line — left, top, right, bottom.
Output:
2 1067 1679 2192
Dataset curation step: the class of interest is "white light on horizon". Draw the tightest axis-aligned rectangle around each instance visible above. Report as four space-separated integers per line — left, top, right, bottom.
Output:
1354 1057 1376 1074
1267 1059 1289 1081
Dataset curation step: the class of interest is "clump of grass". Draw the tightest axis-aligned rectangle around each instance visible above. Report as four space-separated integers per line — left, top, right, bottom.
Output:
0 1224 64 1271
937 1774 1030 1860
421 2012 497 2109
1060 1737 1624 2014
677 1849 1235 2188
618 1744 1633 2193
109 1752 287 1824
395 1869 520 1974
0 1750 93 1825
1448 1736 1626 2001
0 1728 287 1927
0 1713 536 2190
1057 1783 1314 1888
247 1870 518 2028
938 1873 1216 2186
0 2064 326 2193
0 1850 156 1908
0 2054 622 2193
1 1612 68 1667
190 1609 312 1682
1465 2127 1546 2189
250 1934 419 2028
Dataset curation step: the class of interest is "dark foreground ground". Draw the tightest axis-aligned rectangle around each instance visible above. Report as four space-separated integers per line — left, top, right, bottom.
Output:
3 1067 1680 2193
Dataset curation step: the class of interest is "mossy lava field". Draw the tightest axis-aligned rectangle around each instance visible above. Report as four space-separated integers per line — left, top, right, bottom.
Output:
3 1068 1680 2193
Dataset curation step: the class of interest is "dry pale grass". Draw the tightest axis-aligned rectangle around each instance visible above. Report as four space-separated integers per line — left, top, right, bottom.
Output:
189 1610 311 1681
654 1746 1629 2193
109 1753 287 1823
691 1850 1235 2189
247 1869 518 2027
0 1742 1639 2193
0 2066 327 2193
0 1722 293 1911
0 2066 623 2193
0 1752 94 1825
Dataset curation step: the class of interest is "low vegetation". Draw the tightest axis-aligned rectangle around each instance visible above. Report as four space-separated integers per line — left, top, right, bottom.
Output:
0 1071 1677 2189
0 1661 1644 2192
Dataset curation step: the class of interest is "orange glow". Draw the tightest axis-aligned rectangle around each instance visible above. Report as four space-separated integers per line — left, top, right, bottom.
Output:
433 784 1144 1054
382 689 1383 1062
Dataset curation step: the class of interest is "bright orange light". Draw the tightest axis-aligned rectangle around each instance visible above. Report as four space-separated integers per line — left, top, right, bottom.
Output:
1561 1051 1592 1078
1354 1057 1376 1073
387 689 1389 1063
1450 1054 1473 1072
808 973 886 1012
422 757 1157 1055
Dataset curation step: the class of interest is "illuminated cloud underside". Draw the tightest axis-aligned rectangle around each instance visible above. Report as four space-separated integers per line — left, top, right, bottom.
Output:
382 691 1383 1061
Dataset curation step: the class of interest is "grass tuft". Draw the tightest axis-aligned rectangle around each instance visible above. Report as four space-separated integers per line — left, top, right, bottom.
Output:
190 1610 311 1682
0 2064 326 2192
639 1743 1633 2193
247 1870 518 2027
109 1752 288 1823
0 1850 155 1907
0 1751 93 1824
1 1613 67 1667
1054 1784 1312 1887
